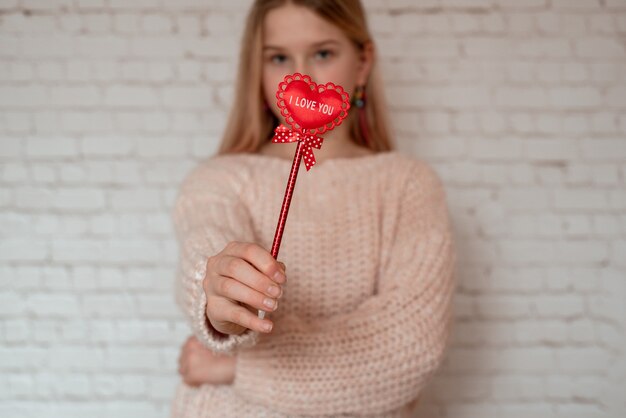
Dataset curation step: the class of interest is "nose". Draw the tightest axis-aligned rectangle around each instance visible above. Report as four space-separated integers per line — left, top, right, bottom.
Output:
292 57 310 76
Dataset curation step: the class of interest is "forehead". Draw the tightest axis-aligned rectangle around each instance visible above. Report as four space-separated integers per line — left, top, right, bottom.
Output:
262 4 347 48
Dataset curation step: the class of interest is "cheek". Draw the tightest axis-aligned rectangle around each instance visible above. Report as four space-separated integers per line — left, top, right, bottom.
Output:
262 76 277 106
324 71 356 98
262 81 273 104
262 67 284 99
318 56 359 91
262 76 284 120
343 55 362 88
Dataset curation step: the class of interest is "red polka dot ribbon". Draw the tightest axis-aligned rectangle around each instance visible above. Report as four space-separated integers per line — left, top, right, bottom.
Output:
271 124 324 171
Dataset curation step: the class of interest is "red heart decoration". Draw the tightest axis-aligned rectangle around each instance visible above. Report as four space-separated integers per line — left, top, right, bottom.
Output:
276 73 350 135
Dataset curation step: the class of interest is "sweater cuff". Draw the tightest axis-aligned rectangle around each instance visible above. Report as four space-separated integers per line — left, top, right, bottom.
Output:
191 255 260 355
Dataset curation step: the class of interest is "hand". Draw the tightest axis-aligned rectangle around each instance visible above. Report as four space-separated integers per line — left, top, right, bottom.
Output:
177 335 237 386
203 241 287 336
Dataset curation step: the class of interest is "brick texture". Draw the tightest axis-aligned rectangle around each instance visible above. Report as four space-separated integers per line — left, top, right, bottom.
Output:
1 0 625 417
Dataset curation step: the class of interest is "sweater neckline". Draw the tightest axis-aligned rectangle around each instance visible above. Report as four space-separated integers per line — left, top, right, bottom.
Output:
235 150 399 169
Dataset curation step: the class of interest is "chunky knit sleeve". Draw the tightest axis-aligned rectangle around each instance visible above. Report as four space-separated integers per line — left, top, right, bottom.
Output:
232 161 457 415
171 157 261 356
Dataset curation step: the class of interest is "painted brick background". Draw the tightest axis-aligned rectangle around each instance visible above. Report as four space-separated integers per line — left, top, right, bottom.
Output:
1 0 625 417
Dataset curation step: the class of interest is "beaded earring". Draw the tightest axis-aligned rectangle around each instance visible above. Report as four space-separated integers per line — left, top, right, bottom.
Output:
353 85 371 148
354 85 366 108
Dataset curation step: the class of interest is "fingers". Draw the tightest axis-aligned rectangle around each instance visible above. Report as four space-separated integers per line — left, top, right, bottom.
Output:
212 255 284 302
179 338 192 376
202 241 287 336
225 242 286 284
208 295 274 334
178 351 187 376
178 337 206 380
178 338 236 387
187 335 202 348
213 272 281 313
231 301 274 333
178 347 197 385
179 336 204 374
183 335 195 348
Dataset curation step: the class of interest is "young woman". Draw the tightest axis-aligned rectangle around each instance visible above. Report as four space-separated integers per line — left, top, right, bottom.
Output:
171 1 457 417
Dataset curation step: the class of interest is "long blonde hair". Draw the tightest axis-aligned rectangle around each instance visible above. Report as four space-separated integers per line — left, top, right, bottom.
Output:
217 0 395 155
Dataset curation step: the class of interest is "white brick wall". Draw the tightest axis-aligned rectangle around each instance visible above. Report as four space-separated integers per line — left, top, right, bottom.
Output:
1 0 624 417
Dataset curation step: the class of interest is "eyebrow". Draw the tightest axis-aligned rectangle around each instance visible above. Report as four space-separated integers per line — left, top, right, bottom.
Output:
263 39 340 51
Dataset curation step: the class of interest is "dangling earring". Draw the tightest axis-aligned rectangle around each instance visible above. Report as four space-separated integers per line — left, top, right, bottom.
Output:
353 85 371 148
354 85 366 108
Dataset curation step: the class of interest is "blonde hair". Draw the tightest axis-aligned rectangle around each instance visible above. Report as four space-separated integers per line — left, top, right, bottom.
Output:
217 0 395 155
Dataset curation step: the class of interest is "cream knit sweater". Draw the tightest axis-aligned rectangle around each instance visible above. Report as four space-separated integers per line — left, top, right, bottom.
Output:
169 150 457 418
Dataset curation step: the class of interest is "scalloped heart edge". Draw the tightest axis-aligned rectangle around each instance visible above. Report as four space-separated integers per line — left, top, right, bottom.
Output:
275 72 351 135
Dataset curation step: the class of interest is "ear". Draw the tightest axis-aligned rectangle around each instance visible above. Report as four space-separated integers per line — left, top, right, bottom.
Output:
355 41 374 86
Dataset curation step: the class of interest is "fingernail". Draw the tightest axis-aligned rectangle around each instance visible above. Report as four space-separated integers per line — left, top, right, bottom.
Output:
268 284 281 297
273 270 286 283
264 322 273 332
263 298 276 309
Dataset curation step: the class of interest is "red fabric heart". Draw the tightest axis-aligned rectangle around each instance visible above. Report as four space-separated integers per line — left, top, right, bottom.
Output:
276 73 350 135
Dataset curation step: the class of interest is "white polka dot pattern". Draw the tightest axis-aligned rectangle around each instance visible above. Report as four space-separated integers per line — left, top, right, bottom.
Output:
271 124 324 171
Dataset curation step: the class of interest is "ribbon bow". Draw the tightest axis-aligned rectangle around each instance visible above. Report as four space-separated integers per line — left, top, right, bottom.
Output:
271 124 324 171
